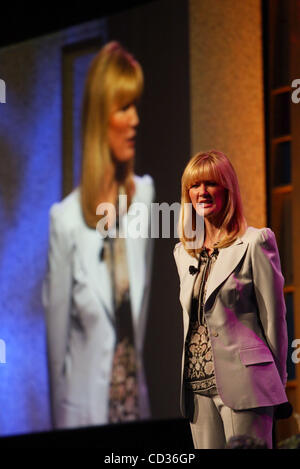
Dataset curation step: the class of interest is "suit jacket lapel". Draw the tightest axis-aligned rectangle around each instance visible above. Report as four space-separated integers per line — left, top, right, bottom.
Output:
124 228 145 330
122 183 148 330
205 238 248 304
79 177 147 329
179 236 249 314
179 252 199 315
77 226 114 323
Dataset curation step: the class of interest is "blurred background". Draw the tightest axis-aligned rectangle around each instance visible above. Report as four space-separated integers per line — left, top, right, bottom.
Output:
0 0 299 446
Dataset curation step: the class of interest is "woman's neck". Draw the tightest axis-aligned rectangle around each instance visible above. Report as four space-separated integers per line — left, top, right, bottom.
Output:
203 219 222 249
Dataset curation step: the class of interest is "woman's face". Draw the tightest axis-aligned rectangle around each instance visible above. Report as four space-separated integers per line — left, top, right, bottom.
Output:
189 179 227 221
108 101 139 162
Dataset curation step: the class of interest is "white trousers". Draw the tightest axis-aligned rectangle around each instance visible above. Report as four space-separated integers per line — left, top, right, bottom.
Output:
189 392 274 449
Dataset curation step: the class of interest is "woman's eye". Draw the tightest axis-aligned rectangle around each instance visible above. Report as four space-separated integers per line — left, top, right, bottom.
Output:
120 101 138 112
121 103 131 111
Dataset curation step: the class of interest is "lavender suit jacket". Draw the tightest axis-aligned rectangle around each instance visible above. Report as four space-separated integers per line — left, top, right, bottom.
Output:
173 226 288 417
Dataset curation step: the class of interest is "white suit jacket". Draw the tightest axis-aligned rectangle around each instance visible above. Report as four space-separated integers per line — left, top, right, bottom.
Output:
173 226 288 417
42 174 154 428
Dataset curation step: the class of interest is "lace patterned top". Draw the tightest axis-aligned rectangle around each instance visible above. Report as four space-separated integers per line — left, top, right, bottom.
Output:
183 247 219 396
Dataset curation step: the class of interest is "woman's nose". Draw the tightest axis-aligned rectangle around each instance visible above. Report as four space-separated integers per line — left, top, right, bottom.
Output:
130 106 139 127
198 183 208 193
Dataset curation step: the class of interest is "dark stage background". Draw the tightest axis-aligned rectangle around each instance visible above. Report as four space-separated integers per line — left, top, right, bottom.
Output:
0 0 190 437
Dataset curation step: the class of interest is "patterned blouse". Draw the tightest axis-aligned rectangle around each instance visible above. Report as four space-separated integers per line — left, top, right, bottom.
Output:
104 213 140 423
183 246 219 396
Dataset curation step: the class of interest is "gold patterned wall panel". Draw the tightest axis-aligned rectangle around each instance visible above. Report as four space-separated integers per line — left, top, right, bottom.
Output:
189 0 266 228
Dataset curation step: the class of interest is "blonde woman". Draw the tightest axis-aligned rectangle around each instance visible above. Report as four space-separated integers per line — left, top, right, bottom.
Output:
173 150 288 449
43 42 154 429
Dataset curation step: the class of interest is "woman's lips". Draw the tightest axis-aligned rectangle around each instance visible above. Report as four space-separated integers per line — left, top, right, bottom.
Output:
127 138 136 146
198 200 213 205
127 136 136 145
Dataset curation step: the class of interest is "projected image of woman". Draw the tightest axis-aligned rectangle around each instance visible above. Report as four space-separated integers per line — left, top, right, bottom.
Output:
43 42 154 428
173 150 288 449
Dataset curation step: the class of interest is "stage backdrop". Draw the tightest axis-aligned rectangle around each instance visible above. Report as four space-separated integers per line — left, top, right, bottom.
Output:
0 0 266 436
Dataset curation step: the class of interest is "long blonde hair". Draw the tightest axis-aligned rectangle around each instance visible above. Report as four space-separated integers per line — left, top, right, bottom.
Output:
179 150 247 258
80 41 144 228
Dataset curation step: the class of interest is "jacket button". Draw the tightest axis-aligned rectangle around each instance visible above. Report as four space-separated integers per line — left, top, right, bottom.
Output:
212 331 218 337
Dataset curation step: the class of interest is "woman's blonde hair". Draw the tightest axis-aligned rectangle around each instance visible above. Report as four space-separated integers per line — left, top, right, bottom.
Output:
179 150 247 258
80 41 144 228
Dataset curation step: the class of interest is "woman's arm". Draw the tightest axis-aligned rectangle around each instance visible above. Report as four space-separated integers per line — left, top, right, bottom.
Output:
42 204 73 426
252 228 288 386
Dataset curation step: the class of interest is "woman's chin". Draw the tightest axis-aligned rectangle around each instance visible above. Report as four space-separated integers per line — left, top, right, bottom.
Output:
196 207 215 218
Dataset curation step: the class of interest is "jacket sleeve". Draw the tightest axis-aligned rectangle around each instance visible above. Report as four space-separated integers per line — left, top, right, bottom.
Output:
42 204 73 426
252 227 288 386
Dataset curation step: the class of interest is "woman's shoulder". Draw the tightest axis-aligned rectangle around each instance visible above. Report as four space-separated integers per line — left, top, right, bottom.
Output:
49 187 82 230
173 241 191 260
133 173 155 204
241 226 275 245
134 173 154 186
173 241 183 253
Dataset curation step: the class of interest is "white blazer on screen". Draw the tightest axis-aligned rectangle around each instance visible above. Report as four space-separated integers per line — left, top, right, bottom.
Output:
42 174 154 428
